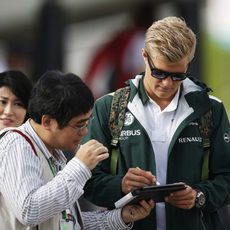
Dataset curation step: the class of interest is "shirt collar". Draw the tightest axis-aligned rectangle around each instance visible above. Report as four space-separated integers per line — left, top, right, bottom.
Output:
161 85 180 112
132 74 181 110
22 119 66 166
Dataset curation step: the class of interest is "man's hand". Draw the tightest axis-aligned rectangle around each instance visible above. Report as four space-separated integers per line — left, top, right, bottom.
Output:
165 185 197 209
122 167 156 194
121 200 154 223
75 140 109 170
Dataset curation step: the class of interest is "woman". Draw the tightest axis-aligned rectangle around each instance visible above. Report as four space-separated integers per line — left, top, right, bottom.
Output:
0 70 33 130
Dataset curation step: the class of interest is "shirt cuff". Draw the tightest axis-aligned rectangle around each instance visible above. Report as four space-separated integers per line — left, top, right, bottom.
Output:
107 208 133 230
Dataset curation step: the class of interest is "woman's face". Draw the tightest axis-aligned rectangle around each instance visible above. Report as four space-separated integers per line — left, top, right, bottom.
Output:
0 86 27 130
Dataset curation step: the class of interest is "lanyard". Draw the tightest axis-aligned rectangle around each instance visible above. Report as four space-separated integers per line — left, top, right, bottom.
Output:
47 157 76 225
47 157 58 176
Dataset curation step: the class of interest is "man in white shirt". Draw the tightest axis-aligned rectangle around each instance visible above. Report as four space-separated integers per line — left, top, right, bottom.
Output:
0 70 154 230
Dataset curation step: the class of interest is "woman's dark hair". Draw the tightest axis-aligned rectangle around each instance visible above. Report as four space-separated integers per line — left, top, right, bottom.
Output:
28 70 94 128
0 70 33 120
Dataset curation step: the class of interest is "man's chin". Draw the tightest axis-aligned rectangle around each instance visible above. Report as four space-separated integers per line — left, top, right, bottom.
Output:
70 143 81 153
156 90 176 100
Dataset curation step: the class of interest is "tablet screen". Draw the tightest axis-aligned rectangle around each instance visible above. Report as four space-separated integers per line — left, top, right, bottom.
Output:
115 182 186 208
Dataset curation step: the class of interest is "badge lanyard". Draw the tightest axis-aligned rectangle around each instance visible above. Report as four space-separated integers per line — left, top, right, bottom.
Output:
47 158 77 229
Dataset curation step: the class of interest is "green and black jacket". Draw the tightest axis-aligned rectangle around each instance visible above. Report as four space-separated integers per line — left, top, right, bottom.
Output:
83 74 230 230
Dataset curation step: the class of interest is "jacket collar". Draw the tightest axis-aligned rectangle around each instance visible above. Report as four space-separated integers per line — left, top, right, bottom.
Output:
128 74 212 114
128 73 149 105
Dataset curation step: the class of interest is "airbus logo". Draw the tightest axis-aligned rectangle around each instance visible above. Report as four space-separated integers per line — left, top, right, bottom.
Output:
120 130 141 137
223 133 230 143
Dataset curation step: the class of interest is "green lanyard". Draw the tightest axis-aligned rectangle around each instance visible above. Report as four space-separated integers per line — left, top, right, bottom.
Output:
47 158 74 223
47 157 58 176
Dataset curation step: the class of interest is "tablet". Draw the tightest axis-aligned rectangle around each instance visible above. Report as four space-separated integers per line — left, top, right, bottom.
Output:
115 182 186 208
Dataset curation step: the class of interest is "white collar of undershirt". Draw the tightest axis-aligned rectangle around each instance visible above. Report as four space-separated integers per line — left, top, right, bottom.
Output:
148 85 180 113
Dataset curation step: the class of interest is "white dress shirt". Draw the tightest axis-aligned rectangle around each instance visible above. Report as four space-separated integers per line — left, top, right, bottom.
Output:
145 88 180 230
0 120 131 230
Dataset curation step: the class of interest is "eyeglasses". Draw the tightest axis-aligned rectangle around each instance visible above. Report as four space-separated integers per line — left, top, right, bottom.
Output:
147 58 190 81
67 116 94 135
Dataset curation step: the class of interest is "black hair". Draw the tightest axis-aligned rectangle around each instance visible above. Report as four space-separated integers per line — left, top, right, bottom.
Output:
28 70 94 128
0 70 33 121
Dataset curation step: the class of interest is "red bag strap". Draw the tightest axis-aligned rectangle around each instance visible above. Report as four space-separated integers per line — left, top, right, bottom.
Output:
10 129 37 156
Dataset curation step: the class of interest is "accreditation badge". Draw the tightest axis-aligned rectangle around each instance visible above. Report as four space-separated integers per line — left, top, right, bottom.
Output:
60 218 75 230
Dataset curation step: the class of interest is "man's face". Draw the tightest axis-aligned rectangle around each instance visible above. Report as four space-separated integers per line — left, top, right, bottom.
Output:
143 52 189 107
50 110 93 152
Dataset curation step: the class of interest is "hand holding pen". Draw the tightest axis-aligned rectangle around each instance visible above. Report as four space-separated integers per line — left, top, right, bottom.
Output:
121 167 158 194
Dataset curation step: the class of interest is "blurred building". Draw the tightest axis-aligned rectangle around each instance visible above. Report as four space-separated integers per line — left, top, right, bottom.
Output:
0 0 229 115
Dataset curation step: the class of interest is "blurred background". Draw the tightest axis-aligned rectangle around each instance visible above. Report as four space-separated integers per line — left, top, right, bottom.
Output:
0 0 229 116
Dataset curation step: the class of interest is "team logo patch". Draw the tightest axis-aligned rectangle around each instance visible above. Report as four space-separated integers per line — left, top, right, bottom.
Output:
178 137 202 143
223 133 230 143
124 112 134 126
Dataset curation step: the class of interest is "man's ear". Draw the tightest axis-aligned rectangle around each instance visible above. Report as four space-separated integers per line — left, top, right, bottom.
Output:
141 48 148 60
41 115 54 130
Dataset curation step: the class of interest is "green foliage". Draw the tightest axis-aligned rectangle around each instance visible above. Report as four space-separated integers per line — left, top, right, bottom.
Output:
202 32 230 117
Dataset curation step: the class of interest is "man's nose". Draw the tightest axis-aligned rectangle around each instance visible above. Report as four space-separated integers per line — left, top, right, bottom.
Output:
161 76 173 86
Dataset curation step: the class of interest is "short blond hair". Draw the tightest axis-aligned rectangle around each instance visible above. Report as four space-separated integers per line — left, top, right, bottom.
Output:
145 16 196 63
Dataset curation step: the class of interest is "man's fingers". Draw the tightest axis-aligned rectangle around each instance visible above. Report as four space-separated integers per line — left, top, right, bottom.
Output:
75 140 109 170
97 152 109 161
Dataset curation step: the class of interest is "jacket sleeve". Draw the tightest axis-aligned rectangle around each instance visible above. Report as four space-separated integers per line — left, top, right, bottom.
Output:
195 101 230 212
83 95 124 208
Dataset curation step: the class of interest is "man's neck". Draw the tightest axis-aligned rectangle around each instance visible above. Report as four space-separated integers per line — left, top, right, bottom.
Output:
148 94 174 111
29 119 57 156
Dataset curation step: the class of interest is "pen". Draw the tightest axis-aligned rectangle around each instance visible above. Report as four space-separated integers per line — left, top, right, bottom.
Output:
136 167 160 186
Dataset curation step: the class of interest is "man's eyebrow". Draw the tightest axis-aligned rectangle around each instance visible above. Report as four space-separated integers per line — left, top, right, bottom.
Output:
77 115 92 123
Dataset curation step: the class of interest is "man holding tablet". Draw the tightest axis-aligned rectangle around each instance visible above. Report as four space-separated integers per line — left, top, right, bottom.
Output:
83 16 230 230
